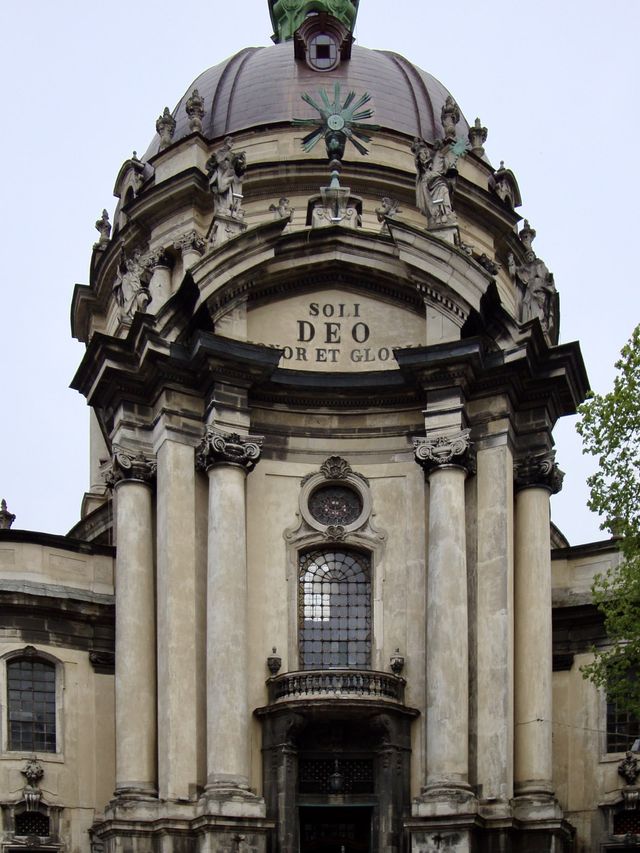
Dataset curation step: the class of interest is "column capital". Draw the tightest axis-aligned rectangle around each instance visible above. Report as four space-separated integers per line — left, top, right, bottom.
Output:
514 450 564 494
414 429 475 476
104 446 156 488
196 429 263 473
173 229 206 258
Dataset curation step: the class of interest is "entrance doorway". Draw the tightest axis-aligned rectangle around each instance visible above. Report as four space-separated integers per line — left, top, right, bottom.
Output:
299 806 372 853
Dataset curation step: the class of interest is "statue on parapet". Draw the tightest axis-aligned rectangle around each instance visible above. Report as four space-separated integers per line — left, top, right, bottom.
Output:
206 137 246 219
508 222 558 342
412 138 457 228
113 249 152 321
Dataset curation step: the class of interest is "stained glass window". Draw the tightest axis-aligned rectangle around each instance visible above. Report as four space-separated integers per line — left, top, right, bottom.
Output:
7 659 56 752
299 549 371 669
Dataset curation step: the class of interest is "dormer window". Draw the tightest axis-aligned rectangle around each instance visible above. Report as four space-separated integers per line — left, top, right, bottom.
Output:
308 33 339 70
293 12 353 72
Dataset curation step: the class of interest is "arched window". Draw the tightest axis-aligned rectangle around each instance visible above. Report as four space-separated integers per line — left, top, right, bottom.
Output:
7 658 56 752
299 549 371 670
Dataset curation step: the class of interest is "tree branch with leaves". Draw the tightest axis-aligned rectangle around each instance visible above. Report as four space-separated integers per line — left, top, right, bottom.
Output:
578 324 640 715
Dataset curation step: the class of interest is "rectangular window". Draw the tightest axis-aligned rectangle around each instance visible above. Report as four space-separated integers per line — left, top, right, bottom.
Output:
7 659 56 752
606 697 640 754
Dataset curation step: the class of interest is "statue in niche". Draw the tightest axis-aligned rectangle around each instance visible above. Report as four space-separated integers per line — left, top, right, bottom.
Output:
412 138 456 228
206 137 246 219
113 249 152 320
508 249 558 340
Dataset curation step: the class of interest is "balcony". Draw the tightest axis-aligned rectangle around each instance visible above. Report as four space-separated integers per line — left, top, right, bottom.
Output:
267 669 406 705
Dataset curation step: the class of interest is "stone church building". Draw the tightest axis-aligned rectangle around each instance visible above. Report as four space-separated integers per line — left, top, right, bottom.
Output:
0 2 636 851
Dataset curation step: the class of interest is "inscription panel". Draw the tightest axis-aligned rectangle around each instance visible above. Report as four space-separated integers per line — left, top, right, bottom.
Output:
247 289 424 371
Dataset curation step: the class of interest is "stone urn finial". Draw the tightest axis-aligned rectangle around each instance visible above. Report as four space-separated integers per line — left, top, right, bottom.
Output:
267 647 282 676
390 648 405 675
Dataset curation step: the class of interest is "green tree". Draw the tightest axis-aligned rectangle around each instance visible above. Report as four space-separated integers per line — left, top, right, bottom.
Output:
578 324 640 715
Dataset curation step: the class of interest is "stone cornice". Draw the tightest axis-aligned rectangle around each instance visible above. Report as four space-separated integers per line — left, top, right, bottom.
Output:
395 328 588 421
196 429 263 473
414 429 476 476
71 318 281 416
514 450 564 494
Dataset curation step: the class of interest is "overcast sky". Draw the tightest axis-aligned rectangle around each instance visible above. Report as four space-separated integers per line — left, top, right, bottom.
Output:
0 0 638 543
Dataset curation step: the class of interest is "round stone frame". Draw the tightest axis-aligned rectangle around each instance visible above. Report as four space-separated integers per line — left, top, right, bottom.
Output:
299 468 372 535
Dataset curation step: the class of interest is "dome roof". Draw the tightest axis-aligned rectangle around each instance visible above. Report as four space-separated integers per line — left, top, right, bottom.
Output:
145 43 469 158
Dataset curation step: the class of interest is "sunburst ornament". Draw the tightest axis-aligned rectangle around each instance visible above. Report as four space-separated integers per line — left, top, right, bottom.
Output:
293 82 379 164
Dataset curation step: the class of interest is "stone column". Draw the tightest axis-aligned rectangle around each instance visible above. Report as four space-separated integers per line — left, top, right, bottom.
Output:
475 438 514 802
514 451 564 797
156 436 200 800
414 431 474 796
108 447 157 797
197 429 262 795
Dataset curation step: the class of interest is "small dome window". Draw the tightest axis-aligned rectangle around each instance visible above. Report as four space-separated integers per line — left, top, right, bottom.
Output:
308 33 339 71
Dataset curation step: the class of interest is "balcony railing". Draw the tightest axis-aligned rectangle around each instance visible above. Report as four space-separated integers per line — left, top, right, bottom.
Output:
267 669 405 704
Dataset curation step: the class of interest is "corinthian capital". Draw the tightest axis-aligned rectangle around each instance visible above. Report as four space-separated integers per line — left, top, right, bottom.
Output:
414 429 475 475
514 450 564 494
196 429 263 473
173 229 206 257
104 446 156 488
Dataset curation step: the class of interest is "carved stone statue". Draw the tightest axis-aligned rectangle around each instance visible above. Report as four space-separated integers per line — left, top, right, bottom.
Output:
412 138 456 228
94 209 111 247
441 96 460 140
206 137 246 219
0 499 15 530
376 197 401 222
186 88 205 133
113 249 152 321
269 197 293 221
508 234 558 341
156 107 176 151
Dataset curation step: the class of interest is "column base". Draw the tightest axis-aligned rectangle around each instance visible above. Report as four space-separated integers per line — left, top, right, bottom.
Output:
413 784 478 819
512 791 563 822
113 782 158 800
200 780 266 818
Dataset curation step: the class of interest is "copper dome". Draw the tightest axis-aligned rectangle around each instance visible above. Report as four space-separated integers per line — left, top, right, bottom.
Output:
145 43 469 158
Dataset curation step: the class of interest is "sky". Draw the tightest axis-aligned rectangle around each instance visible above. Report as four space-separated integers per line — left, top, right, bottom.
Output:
0 0 638 543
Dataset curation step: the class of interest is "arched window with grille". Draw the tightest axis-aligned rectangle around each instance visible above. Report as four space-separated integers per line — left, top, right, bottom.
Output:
299 548 371 670
7 657 56 752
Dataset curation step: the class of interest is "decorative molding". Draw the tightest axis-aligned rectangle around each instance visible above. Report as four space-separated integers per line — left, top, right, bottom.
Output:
21 759 44 812
196 429 263 473
103 446 156 488
320 455 357 481
514 450 564 494
89 651 115 674
413 429 475 475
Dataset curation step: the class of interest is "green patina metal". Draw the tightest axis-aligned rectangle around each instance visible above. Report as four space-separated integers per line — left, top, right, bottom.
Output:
269 0 359 43
293 82 378 164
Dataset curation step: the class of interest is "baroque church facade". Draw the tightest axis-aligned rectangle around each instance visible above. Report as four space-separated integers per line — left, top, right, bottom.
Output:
0 2 636 851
